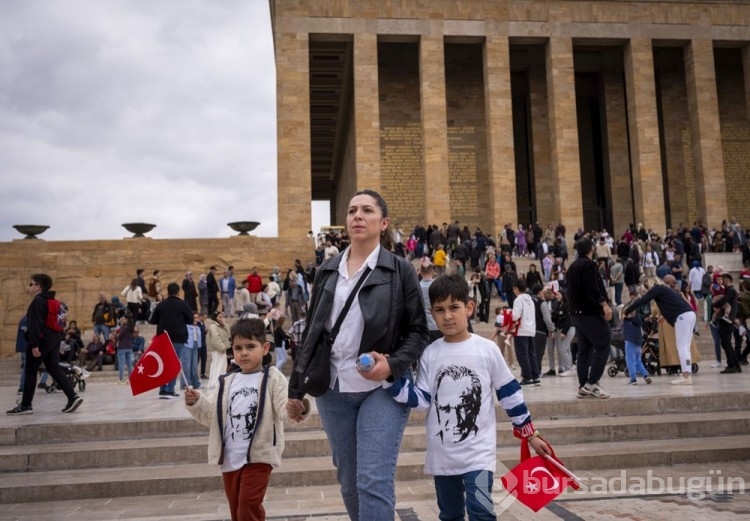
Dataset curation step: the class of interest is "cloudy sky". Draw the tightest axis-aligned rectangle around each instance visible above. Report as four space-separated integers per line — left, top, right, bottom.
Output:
0 0 328 242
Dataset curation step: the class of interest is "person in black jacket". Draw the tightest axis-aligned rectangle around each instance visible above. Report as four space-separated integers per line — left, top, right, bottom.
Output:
567 237 613 399
206 266 220 315
286 189 428 521
624 274 698 383
8 273 83 415
710 273 742 374
150 282 194 398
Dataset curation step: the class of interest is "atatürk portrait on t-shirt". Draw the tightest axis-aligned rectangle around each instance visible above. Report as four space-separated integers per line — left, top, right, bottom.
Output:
434 365 482 444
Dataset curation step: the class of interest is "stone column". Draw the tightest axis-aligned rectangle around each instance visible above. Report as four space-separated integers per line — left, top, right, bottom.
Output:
420 35 450 226
353 33 381 191
623 39 666 234
684 39 727 228
545 37 583 229
483 37 516 235
529 56 553 226
276 32 312 238
603 62 633 236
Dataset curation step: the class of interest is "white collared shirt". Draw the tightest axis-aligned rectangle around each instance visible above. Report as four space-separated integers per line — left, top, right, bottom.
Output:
328 245 380 393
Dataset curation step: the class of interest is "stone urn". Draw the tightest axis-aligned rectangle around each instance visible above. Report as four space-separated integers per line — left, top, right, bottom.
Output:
122 223 156 238
227 221 260 236
12 225 49 239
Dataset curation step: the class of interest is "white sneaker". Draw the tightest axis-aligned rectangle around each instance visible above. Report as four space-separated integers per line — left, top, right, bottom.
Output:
710 362 722 368
584 383 610 399
558 369 574 377
671 375 693 385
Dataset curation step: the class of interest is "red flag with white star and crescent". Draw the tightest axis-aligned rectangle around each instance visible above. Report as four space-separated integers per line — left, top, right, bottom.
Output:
500 438 580 512
129 332 181 396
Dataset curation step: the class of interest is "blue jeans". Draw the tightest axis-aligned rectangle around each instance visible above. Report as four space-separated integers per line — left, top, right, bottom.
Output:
434 471 496 521
316 379 410 521
160 342 185 394
275 346 287 370
117 349 133 381
179 345 201 389
93 324 110 341
624 341 649 381
613 283 623 306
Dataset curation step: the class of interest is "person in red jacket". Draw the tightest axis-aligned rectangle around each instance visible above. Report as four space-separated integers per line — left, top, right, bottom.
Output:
246 267 263 303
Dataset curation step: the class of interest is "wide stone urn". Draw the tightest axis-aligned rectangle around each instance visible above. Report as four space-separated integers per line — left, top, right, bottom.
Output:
227 221 260 236
122 223 156 238
12 225 49 239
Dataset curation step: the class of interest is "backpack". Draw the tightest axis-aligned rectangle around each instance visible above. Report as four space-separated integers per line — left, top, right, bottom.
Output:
45 298 68 332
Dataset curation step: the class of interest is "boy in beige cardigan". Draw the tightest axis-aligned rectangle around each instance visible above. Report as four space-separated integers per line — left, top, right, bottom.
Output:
185 318 309 521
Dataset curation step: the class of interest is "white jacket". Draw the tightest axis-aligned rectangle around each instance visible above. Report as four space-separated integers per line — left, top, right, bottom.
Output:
186 367 309 468
512 293 536 337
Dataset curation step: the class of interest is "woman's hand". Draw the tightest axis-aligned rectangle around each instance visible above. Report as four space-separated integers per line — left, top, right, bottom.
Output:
286 399 306 422
358 351 392 381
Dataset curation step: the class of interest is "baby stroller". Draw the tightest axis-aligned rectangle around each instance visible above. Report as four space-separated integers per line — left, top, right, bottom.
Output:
45 362 88 393
646 317 700 376
640 318 661 376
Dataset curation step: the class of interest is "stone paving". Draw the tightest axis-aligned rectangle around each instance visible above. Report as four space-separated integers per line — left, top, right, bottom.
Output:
2 296 749 520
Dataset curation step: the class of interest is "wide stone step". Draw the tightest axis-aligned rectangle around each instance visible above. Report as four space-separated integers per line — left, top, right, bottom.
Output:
3 409 749 474
2 434 749 504
2 390 747 447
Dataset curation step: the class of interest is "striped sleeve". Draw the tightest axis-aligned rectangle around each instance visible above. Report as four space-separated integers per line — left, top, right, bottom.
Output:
495 376 534 438
389 375 431 410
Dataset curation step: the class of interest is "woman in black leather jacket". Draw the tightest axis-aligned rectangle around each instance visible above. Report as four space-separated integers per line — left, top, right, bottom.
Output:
287 189 428 521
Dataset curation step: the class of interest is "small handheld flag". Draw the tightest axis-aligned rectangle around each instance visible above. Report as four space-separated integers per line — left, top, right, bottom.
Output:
129 332 181 396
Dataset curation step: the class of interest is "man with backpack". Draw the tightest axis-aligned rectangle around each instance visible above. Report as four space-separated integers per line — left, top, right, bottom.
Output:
8 273 83 415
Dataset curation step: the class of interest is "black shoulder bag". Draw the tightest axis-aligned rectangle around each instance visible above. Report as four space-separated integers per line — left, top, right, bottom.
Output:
298 266 372 397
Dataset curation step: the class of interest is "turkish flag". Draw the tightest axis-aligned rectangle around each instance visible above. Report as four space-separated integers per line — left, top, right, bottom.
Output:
129 332 182 396
500 438 580 512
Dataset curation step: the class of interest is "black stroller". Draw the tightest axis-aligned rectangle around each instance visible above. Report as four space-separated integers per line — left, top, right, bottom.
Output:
44 362 87 393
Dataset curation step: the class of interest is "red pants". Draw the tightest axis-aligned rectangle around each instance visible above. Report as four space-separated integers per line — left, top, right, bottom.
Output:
222 463 273 521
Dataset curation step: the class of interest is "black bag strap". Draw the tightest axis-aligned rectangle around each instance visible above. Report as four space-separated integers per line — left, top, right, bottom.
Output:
328 266 372 343
246 365 270 464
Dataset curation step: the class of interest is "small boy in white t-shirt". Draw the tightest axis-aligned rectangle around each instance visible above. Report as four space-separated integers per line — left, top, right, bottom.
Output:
185 318 309 521
389 274 551 520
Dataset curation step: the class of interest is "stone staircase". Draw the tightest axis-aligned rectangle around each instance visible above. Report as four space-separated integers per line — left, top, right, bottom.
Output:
2 372 749 504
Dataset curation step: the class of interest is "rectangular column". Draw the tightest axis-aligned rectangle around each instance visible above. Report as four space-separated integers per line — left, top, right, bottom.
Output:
276 32 312 238
603 63 633 236
684 39 727 228
545 37 583 230
420 35 450 226
353 33 381 192
483 37 516 235
623 39 666 234
529 56 553 226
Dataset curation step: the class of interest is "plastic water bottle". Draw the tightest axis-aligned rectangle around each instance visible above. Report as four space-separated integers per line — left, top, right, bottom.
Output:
357 353 375 372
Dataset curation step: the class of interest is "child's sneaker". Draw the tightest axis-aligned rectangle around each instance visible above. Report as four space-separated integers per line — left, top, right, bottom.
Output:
628 380 637 385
